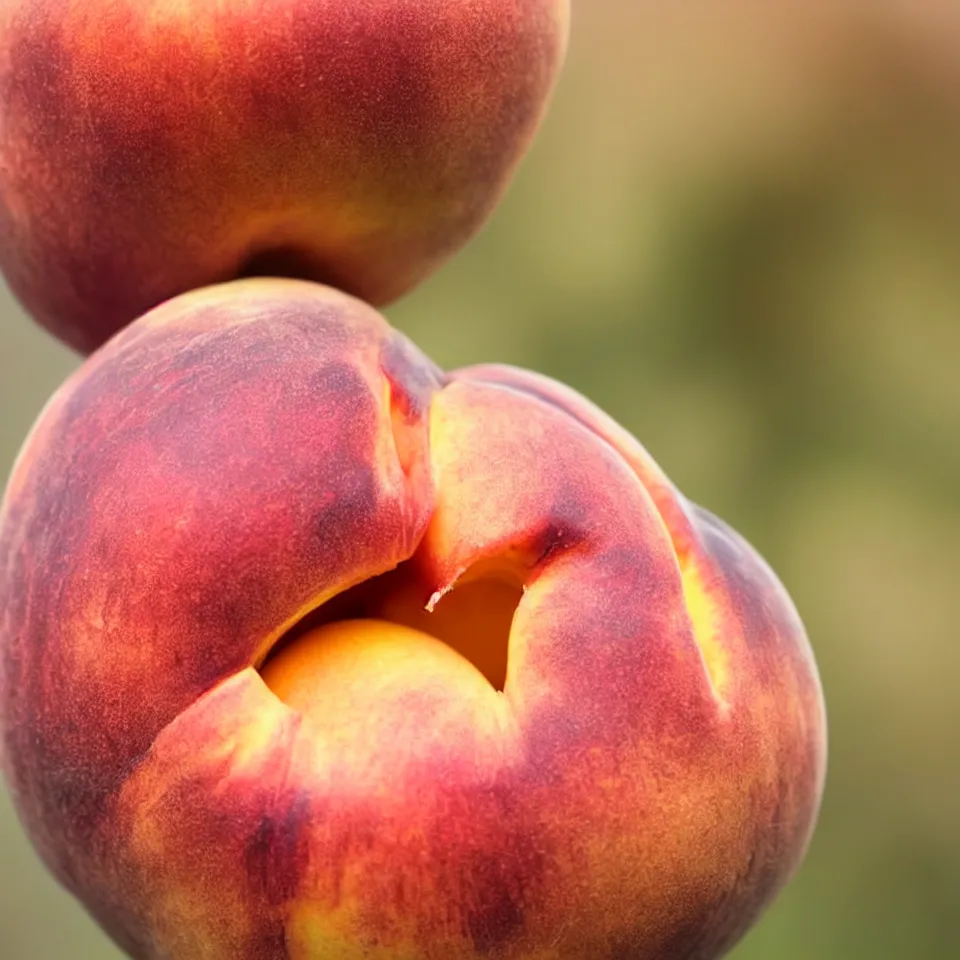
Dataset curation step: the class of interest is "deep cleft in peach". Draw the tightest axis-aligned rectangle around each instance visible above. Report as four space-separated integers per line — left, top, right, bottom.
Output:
0 279 826 960
0 0 570 354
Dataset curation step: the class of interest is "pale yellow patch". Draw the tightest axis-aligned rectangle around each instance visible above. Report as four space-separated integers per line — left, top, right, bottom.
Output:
285 904 421 960
680 562 731 705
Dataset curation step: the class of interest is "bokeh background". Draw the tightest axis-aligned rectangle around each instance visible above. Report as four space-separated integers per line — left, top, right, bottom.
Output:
2 1 959 957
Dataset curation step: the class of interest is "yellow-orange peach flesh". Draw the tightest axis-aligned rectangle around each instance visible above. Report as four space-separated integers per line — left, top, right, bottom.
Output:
0 279 826 960
261 619 514 767
0 0 570 353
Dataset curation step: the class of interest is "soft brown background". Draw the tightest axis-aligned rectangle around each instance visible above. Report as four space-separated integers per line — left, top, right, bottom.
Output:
2 2 959 957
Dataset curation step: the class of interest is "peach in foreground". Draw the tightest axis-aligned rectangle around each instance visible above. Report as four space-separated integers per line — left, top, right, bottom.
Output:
0 279 826 959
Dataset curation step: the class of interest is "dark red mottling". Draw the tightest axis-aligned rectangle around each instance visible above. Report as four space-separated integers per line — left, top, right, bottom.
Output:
0 279 438 900
0 0 569 353
0 279 825 959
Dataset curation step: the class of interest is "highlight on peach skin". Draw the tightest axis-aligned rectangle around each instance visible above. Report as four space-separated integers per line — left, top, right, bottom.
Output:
0 0 570 355
0 279 826 960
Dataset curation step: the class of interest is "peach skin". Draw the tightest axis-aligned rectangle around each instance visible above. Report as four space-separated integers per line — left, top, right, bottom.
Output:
0 0 570 354
0 278 827 960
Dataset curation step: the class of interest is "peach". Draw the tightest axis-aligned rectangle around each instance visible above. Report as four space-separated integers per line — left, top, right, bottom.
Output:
0 0 569 354
0 279 826 960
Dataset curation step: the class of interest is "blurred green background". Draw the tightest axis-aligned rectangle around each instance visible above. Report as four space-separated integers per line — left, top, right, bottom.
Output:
2 1 959 957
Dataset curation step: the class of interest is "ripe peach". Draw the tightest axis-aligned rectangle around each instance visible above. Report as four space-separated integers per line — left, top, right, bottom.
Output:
0 0 569 354
0 279 826 960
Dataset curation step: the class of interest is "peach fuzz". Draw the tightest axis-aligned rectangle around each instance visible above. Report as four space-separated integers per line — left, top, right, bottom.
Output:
0 0 570 354
0 278 826 960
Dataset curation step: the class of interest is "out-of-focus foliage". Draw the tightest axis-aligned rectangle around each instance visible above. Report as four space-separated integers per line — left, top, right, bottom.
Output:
2 2 958 956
